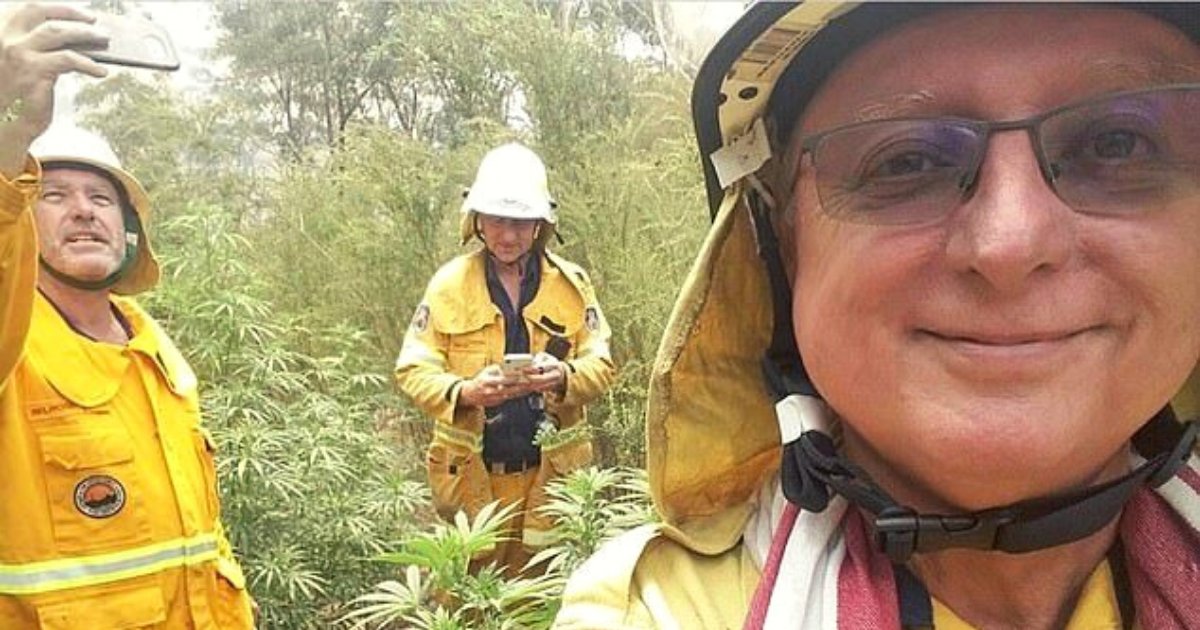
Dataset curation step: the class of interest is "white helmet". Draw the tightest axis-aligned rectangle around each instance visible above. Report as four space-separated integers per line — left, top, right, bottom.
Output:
30 125 160 295
459 142 557 245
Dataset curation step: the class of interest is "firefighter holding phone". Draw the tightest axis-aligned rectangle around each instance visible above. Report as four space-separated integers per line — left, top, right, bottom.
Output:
0 4 253 628
395 143 615 576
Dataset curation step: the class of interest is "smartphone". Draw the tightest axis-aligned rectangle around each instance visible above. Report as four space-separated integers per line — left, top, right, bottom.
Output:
500 353 534 376
76 13 181 71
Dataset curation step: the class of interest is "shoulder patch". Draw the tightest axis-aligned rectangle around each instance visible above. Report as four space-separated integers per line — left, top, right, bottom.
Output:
585 306 601 331
411 304 431 332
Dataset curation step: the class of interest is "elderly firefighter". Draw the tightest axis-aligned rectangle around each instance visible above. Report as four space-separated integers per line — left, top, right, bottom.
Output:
395 142 615 575
0 5 253 628
558 3 1200 629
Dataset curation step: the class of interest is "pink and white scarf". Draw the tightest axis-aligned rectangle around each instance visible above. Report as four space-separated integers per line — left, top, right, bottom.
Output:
742 453 1200 630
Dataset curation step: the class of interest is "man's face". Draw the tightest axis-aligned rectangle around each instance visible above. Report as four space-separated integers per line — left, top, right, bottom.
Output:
478 214 538 264
36 168 127 283
790 6 1200 510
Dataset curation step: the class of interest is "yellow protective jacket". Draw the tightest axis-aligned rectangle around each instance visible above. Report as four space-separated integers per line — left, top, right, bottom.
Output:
395 248 615 546
0 163 254 628
554 523 1132 630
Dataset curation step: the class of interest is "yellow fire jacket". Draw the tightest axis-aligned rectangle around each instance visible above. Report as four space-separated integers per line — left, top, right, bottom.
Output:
0 163 254 628
395 248 615 546
554 523 1129 630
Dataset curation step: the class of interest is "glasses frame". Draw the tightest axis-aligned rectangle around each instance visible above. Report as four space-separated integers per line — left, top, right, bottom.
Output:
476 214 540 230
795 83 1200 224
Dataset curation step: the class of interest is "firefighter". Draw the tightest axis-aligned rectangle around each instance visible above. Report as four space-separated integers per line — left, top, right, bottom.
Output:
557 3 1200 629
395 142 615 575
0 4 253 628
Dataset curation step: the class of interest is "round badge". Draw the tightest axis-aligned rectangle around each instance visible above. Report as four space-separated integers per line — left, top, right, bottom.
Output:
74 475 126 519
411 304 430 332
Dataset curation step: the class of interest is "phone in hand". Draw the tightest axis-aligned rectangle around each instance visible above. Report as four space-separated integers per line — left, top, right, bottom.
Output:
75 13 180 71
500 353 534 378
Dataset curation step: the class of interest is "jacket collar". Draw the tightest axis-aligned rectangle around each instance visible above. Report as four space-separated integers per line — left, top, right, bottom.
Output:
27 292 195 407
430 248 586 338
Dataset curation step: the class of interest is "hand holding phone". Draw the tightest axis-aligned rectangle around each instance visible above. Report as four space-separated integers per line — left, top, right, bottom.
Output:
459 361 534 409
500 353 534 378
0 4 108 175
525 352 568 395
74 12 180 71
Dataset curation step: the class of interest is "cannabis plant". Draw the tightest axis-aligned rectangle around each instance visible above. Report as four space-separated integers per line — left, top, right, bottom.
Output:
344 467 655 629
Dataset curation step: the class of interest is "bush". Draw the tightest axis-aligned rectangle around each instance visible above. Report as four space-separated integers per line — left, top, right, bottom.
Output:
142 206 432 628
343 467 655 629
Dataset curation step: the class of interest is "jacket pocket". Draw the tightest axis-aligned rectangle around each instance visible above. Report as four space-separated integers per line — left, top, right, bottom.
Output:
211 556 255 629
35 414 153 553
543 433 594 475
192 426 221 519
35 575 165 629
446 348 488 381
522 438 594 550
426 442 491 521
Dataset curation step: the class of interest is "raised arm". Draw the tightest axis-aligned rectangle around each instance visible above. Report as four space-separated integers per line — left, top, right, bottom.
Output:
0 4 107 385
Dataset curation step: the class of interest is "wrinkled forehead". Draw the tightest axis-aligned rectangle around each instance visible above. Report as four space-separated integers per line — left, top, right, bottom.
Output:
774 5 1200 143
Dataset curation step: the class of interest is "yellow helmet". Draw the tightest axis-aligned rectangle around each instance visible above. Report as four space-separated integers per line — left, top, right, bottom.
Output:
30 125 160 295
651 2 1200 554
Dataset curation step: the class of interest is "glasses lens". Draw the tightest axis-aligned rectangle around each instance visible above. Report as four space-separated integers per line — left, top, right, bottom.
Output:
480 215 536 230
812 120 982 225
1041 87 1200 214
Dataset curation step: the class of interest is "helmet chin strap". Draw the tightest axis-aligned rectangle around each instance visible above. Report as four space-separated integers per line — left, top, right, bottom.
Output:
745 185 1199 564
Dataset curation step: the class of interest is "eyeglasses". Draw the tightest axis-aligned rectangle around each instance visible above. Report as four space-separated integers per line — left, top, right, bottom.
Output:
798 84 1200 225
478 215 538 230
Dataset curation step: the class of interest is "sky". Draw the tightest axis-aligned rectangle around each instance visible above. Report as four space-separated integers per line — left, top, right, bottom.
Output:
55 1 218 121
55 1 743 123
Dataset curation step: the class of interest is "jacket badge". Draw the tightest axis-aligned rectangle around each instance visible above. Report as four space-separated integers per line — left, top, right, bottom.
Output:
585 306 600 331
411 304 430 332
74 475 126 519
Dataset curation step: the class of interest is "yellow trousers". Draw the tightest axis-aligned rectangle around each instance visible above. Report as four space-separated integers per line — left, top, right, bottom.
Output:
479 468 540 577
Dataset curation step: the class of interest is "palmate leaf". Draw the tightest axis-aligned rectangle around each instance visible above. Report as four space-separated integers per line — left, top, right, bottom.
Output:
338 565 429 629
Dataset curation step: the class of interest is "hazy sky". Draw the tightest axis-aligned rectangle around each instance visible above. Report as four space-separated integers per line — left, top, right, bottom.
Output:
55 1 742 123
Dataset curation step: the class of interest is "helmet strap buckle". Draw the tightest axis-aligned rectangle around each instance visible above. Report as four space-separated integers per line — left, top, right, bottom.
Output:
873 507 1014 564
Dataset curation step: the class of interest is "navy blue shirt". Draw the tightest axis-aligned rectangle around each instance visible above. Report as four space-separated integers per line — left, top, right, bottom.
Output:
482 252 544 467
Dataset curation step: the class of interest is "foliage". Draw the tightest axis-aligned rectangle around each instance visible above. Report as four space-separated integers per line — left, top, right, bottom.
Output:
343 467 654 630
110 200 431 628
75 0 709 626
528 467 657 577
340 503 560 630
210 0 651 151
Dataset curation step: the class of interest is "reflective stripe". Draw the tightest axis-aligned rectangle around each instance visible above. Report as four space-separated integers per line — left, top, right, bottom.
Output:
396 343 445 370
582 338 610 356
0 533 218 595
522 526 558 548
433 422 483 453
540 423 591 451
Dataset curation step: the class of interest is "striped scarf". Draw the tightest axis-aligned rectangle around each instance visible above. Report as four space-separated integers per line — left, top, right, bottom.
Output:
743 454 1200 629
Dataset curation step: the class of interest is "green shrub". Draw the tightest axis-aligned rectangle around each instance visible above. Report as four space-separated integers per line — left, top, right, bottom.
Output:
343 467 655 629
